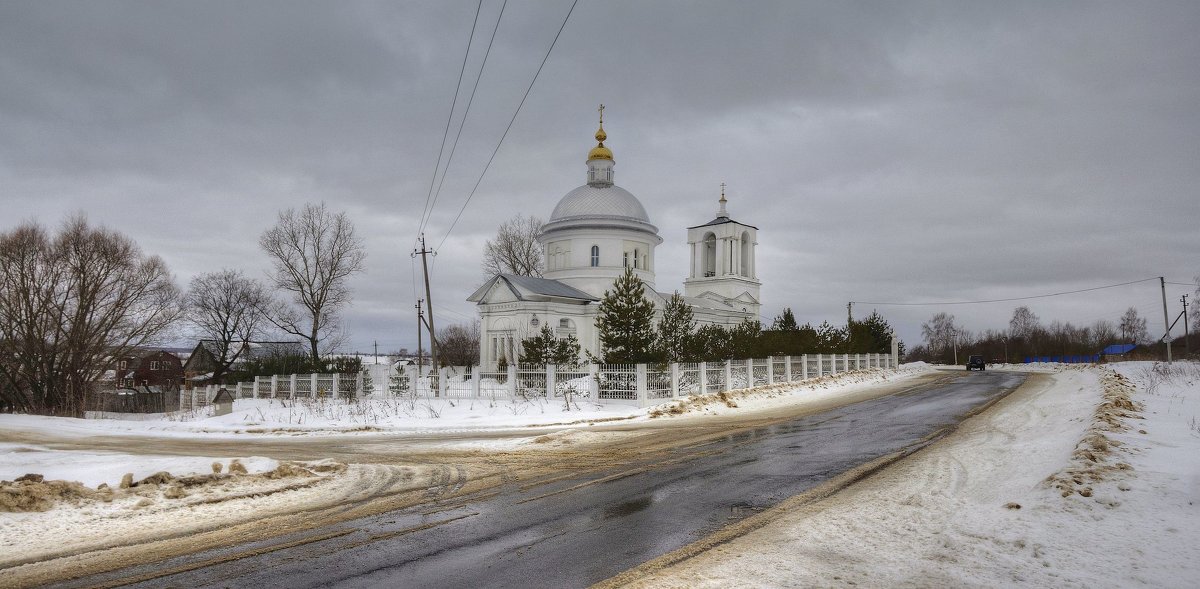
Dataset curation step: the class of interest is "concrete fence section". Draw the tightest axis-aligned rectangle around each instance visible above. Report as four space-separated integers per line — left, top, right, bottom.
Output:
180 351 899 411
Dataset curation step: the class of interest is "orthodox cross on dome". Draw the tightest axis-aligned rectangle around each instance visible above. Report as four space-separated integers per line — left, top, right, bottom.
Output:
588 103 614 162
718 183 728 217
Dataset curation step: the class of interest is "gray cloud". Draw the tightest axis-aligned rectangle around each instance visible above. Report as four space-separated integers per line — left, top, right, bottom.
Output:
2 1 1197 352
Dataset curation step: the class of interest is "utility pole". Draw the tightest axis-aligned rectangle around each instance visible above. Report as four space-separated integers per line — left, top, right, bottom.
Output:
414 299 424 376
1160 277 1173 363
414 234 438 373
374 340 378 364
846 302 853 353
1182 293 1190 358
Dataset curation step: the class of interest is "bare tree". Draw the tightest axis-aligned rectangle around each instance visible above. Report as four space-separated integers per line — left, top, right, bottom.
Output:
921 312 959 361
1090 319 1117 348
184 269 270 383
482 214 544 278
436 321 481 367
1008 306 1041 340
259 202 366 362
1119 306 1149 344
0 216 181 416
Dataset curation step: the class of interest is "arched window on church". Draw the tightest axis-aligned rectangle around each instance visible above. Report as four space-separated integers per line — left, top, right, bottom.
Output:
590 245 599 267
703 233 716 277
740 232 750 277
633 248 640 269
623 252 629 268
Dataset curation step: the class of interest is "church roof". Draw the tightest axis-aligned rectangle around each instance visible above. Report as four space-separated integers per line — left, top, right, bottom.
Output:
687 215 759 230
467 274 600 304
548 184 652 225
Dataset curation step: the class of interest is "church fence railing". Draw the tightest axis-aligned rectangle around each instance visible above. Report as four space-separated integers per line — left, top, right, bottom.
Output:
178 352 899 411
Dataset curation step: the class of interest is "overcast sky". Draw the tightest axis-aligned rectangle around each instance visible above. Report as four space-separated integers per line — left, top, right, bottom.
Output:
2 1 1198 353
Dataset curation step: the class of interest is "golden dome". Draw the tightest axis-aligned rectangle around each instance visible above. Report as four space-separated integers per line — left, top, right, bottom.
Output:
588 122 613 160
588 144 613 160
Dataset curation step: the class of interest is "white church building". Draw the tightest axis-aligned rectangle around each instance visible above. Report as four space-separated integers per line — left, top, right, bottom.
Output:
468 110 762 368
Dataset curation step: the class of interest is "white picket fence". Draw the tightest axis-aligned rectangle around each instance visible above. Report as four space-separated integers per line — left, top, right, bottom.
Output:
179 352 898 411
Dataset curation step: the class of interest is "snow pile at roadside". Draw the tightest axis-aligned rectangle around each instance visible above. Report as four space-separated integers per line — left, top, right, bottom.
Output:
624 362 1200 588
647 364 930 418
0 443 279 489
0 446 417 570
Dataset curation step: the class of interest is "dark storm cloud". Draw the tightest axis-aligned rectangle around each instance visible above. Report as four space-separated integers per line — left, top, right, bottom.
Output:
2 1 1197 351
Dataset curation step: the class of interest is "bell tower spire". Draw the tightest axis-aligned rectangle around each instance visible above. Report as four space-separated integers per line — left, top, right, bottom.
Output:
718 182 728 218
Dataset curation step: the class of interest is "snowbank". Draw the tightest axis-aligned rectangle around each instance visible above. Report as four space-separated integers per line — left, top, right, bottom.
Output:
617 362 1200 588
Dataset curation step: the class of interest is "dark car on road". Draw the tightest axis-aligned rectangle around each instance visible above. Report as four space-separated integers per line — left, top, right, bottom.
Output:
966 355 986 371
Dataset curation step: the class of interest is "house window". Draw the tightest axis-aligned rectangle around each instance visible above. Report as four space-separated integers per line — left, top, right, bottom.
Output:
590 245 599 267
119 360 127 370
150 361 160 371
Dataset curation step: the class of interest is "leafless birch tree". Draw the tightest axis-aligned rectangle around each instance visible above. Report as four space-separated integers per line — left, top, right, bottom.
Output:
259 202 366 362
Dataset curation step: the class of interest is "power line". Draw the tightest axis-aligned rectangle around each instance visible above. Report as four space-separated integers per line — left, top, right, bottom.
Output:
853 277 1161 307
436 0 580 251
416 0 483 243
424 0 508 237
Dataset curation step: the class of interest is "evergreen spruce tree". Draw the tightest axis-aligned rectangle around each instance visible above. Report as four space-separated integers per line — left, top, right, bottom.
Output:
519 325 583 366
595 267 658 363
772 308 800 331
657 292 696 362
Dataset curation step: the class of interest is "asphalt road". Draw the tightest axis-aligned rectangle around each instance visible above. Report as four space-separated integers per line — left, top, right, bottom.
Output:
67 369 1026 589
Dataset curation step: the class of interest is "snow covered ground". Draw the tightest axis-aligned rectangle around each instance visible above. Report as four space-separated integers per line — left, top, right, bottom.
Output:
0 366 923 574
620 361 1200 588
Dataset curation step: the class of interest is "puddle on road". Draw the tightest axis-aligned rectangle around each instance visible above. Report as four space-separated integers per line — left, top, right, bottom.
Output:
602 495 653 519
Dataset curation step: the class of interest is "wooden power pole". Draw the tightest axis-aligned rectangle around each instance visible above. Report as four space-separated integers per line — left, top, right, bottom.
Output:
414 234 438 373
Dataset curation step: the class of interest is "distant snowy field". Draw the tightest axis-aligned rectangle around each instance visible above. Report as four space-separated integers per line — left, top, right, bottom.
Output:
624 361 1200 588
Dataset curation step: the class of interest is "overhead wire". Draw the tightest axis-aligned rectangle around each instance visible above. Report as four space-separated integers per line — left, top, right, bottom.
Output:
415 0 484 245
853 277 1161 307
436 0 580 251
425 0 508 242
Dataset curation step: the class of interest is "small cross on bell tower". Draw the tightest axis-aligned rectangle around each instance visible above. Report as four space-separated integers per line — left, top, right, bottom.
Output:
718 183 728 218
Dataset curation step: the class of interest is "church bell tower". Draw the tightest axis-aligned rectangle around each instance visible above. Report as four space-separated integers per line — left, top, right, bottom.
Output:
682 185 761 317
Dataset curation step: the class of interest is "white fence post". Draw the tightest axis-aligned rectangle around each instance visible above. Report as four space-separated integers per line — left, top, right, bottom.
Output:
724 360 733 392
288 374 296 399
507 364 517 398
670 362 680 398
766 358 774 385
843 354 849 373
636 363 648 407
438 367 447 398
784 355 792 382
332 373 341 398
588 363 600 401
546 364 556 400
471 368 481 398
310 373 318 397
698 361 708 394
802 354 808 380
816 354 824 378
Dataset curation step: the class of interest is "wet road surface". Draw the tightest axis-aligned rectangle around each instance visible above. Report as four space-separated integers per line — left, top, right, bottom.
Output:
67 370 1026 589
